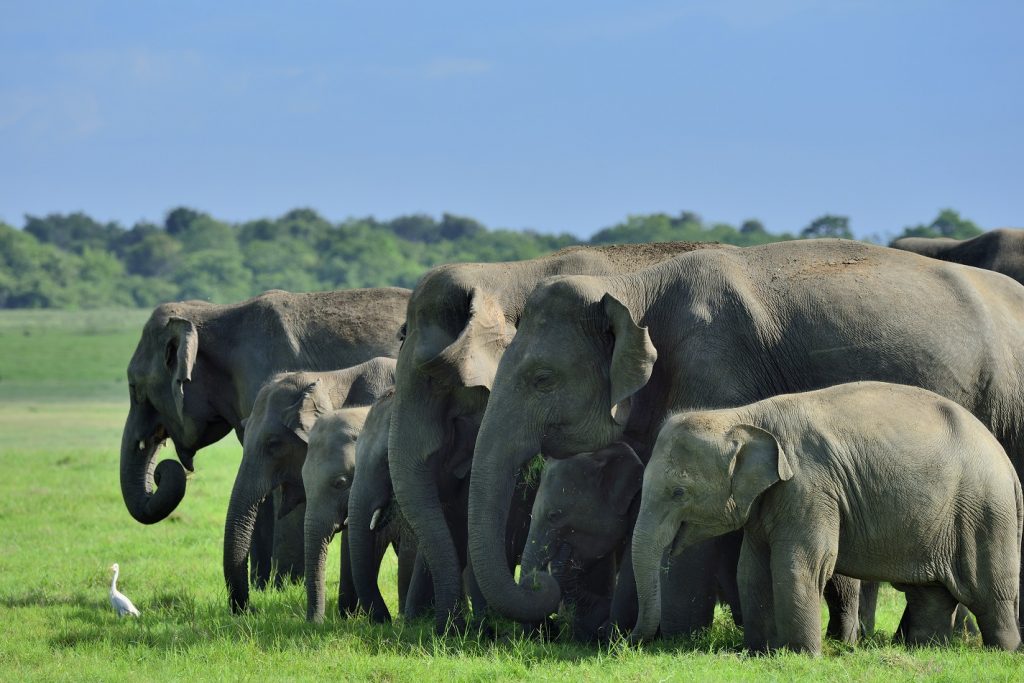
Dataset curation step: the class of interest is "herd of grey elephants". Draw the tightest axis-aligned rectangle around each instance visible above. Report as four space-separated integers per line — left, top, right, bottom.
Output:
118 229 1024 655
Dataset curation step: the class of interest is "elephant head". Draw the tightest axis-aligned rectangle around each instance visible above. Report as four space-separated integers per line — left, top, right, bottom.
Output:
223 374 337 613
301 405 371 622
122 304 233 525
468 278 657 623
631 413 792 640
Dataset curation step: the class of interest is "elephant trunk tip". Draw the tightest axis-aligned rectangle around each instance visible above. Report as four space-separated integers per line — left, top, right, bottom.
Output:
124 458 188 525
509 569 562 623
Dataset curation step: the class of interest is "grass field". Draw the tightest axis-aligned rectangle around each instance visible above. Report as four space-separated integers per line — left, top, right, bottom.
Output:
0 309 1021 681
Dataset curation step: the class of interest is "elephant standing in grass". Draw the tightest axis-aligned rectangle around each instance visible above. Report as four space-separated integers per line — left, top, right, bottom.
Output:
890 229 1024 283
521 442 744 641
388 242 723 633
301 398 424 623
121 288 409 588
223 357 396 613
467 239 1024 637
631 383 1022 654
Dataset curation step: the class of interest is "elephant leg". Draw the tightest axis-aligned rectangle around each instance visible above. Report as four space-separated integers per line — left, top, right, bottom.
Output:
714 531 743 626
272 488 305 585
660 537 718 639
464 559 488 620
738 534 774 653
823 575 860 645
769 541 833 655
971 600 1021 650
404 551 435 621
396 536 417 615
250 496 275 590
857 581 879 638
893 584 957 646
337 531 360 616
609 546 639 635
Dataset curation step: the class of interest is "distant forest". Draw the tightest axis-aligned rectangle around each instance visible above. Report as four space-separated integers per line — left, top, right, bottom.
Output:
0 207 984 309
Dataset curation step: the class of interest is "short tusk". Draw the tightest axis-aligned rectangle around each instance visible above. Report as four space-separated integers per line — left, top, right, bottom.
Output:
138 440 146 451
369 508 383 531
343 516 349 527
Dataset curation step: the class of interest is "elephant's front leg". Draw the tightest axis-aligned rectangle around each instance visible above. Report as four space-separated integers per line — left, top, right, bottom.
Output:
769 541 835 655
738 535 775 653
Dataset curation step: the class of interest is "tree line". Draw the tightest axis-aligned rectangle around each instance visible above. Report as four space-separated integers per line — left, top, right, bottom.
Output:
0 207 983 309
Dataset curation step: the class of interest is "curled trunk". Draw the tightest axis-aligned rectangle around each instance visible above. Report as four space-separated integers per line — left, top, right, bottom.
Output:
119 404 187 524
467 424 560 623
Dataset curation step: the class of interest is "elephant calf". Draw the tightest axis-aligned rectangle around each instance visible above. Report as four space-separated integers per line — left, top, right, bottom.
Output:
303 393 426 623
632 381 1023 654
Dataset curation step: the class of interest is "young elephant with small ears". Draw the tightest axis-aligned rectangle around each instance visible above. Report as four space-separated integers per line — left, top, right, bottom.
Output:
631 382 1023 654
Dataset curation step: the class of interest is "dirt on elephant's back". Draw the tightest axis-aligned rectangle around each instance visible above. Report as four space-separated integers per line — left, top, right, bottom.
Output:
552 241 729 269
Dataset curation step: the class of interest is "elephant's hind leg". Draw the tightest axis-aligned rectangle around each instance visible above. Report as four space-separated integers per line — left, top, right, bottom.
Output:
970 599 1021 650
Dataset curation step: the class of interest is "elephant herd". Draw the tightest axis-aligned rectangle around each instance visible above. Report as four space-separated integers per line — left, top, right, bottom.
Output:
118 231 1024 654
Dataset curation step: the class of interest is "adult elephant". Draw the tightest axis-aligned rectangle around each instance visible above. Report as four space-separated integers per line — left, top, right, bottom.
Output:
467 239 1024 632
223 358 396 613
121 288 409 586
890 229 1024 284
388 242 722 633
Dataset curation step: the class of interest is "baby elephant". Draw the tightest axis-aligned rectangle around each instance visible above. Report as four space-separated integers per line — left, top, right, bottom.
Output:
632 381 1022 654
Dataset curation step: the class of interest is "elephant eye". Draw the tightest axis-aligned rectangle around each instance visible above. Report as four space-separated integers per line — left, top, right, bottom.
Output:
332 476 348 489
546 509 563 524
532 369 557 392
672 487 685 501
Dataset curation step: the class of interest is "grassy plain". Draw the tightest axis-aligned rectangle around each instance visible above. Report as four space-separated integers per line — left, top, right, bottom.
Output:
0 309 1020 680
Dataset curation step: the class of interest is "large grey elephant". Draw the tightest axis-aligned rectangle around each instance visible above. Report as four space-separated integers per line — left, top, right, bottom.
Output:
121 288 408 586
302 399 424 623
223 357 397 612
890 229 1024 283
389 242 723 632
631 382 1023 653
467 238 1024 634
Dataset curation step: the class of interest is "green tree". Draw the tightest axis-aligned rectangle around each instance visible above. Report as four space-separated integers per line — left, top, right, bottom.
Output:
801 214 852 239
896 208 983 240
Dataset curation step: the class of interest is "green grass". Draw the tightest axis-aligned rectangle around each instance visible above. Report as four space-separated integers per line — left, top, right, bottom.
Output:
0 308 1021 681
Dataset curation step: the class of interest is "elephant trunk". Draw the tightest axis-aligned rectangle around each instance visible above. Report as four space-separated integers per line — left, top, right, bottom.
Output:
223 468 271 613
389 394 465 633
347 480 391 622
630 508 666 641
468 419 560 624
303 514 335 623
119 404 187 524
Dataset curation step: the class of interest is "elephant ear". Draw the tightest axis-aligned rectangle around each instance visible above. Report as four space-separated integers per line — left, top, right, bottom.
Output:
165 317 198 423
418 287 514 391
726 424 793 524
602 293 657 425
282 380 332 443
592 442 645 516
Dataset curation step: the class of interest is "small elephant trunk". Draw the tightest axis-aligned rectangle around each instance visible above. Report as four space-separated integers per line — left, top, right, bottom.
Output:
223 475 268 613
303 515 335 622
630 508 666 641
119 404 187 524
347 479 391 622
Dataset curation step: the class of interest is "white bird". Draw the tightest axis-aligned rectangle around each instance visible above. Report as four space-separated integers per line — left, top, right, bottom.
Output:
109 563 141 617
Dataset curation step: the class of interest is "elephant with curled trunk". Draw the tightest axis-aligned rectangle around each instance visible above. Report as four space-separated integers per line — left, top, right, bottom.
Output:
121 287 408 588
467 238 1024 635
301 398 426 623
632 383 1022 653
890 229 1024 284
388 242 723 633
223 357 397 613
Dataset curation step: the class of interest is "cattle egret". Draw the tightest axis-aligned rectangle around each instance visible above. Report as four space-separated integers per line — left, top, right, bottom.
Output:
109 563 141 617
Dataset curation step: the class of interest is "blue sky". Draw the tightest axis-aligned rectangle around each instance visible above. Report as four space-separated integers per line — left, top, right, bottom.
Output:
1 1 1021 239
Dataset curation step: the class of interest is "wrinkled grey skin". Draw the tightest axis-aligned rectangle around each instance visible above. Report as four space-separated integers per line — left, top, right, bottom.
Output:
342 393 433 623
891 229 1024 284
121 288 408 586
389 242 724 633
468 239 1024 633
632 382 1023 654
223 357 397 613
